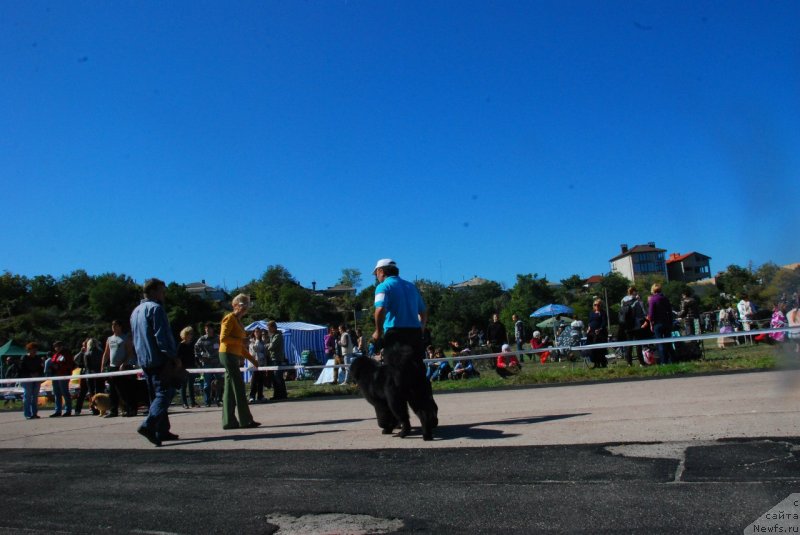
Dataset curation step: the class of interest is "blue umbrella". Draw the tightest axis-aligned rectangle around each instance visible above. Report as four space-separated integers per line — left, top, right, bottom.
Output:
530 304 574 318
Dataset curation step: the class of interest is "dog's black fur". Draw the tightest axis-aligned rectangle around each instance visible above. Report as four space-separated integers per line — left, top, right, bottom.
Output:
350 356 399 435
351 346 438 441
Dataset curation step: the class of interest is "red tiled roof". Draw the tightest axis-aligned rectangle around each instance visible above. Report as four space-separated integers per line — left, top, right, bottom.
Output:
666 252 710 264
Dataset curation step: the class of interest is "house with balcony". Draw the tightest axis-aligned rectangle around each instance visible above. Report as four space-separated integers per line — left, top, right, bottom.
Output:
666 252 712 283
609 242 667 282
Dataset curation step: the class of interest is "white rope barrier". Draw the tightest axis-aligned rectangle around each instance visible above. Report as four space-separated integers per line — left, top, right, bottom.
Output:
1 326 798 386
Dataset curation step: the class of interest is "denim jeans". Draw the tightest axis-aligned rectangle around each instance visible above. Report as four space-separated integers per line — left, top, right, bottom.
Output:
341 354 355 383
653 323 675 365
140 366 175 438
22 381 41 418
52 379 72 415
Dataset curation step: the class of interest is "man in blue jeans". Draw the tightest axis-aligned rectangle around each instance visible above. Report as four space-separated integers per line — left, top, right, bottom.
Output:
130 278 179 447
647 283 675 365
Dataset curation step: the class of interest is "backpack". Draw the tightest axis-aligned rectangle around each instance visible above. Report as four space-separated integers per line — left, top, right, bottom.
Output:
619 300 635 328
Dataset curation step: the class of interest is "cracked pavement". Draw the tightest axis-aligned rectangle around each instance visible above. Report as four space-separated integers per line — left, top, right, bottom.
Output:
1 370 798 533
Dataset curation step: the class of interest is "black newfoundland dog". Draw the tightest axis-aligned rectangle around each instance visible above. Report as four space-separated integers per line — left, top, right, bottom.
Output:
350 346 438 441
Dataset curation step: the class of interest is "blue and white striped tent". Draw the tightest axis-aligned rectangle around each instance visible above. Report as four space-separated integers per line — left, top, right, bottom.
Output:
244 321 326 366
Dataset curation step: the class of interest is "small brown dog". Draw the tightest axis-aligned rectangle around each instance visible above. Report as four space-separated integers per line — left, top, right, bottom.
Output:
89 393 111 416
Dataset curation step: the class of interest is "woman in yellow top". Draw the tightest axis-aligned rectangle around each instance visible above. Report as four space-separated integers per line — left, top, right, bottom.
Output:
219 294 261 430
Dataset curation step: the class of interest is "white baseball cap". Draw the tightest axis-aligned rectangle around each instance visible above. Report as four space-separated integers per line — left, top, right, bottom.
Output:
372 258 397 274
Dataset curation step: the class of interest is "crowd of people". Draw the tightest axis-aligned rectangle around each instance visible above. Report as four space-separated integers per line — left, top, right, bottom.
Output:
416 284 800 377
3 272 797 444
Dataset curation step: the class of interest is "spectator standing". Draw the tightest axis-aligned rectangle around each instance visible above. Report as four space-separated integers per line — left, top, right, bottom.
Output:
195 322 222 407
512 314 525 359
618 287 649 366
325 326 341 385
467 326 480 349
586 299 609 368
48 341 74 417
339 324 355 384
74 338 103 415
218 294 261 430
787 300 800 353
718 304 737 349
486 313 508 355
678 289 701 335
248 328 268 403
769 304 788 343
267 321 288 400
647 283 675 365
19 342 44 420
177 326 198 409
130 278 179 447
737 294 755 343
100 320 137 418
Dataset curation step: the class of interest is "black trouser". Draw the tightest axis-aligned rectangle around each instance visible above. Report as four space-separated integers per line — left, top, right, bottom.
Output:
109 366 137 415
621 327 650 366
587 330 608 368
384 328 425 362
249 370 266 400
382 327 438 438
271 365 287 399
75 374 103 413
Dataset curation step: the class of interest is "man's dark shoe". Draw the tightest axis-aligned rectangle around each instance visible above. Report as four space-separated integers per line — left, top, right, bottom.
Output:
222 423 240 430
137 426 162 447
104 412 118 418
62 413 72 417
242 421 261 429
162 432 180 441
49 413 61 418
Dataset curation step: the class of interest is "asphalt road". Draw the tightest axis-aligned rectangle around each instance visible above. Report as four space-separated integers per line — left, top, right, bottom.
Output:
1 370 799 534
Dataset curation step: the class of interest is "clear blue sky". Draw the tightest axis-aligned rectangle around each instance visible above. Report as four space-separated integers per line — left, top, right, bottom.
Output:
2 1 799 291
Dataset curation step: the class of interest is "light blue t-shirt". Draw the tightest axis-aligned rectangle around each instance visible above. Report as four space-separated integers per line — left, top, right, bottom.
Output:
374 276 426 331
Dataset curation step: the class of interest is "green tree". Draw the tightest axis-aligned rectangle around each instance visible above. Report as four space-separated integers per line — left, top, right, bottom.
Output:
338 268 362 290
59 269 94 311
503 274 555 334
0 271 29 318
29 275 61 308
761 266 800 306
715 264 759 300
431 281 505 349
165 283 220 334
246 265 300 319
88 274 141 325
560 274 585 291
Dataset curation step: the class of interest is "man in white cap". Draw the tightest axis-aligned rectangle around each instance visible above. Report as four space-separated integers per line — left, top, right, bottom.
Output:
371 258 438 440
372 258 428 352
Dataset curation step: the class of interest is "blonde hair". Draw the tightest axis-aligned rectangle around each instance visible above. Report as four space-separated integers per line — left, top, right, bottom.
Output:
651 283 662 294
180 326 195 341
232 293 251 307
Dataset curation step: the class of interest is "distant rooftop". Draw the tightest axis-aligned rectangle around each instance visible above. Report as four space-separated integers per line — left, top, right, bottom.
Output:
609 242 666 262
450 276 491 289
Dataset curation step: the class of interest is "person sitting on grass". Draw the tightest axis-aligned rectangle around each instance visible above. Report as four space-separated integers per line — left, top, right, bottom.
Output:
450 349 479 380
426 348 451 381
495 344 521 378
530 331 552 364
